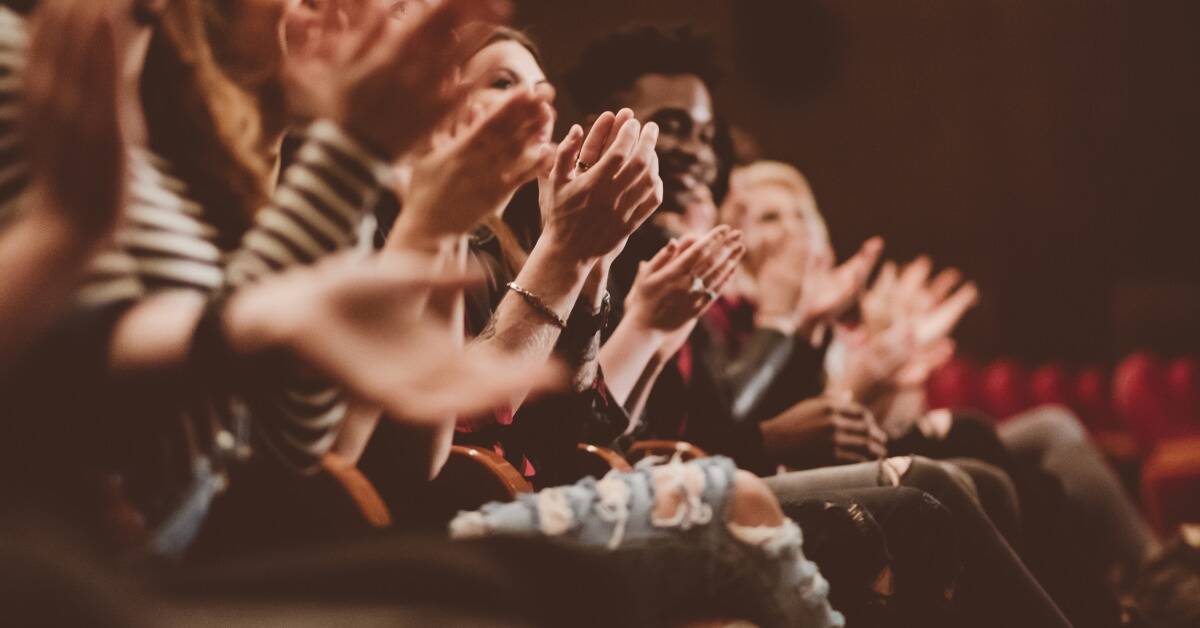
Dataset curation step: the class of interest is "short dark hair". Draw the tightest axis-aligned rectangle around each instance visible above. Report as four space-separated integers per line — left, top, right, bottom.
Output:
564 24 721 115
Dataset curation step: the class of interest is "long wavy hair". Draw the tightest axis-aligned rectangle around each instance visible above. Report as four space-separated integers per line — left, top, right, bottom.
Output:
140 0 270 244
467 25 544 276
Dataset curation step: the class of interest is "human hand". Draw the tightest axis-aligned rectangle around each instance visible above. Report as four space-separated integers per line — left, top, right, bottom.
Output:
760 396 889 468
800 236 884 327
314 0 512 158
23 0 141 234
538 109 664 266
389 84 555 247
224 253 565 424
624 225 744 334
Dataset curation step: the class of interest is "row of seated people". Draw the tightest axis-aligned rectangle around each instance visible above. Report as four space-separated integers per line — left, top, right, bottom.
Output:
0 0 1196 626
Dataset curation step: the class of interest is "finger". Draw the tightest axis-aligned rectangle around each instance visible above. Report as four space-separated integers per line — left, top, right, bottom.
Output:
576 111 616 170
829 399 867 418
915 281 978 345
927 267 963 304
897 255 933 298
866 437 888 459
613 122 660 191
626 172 664 228
657 225 731 278
599 108 636 156
646 238 681 274
615 169 659 221
549 124 585 185
591 118 641 180
831 415 871 435
696 235 744 284
704 244 745 293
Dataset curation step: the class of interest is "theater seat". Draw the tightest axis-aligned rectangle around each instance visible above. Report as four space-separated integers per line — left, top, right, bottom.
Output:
627 440 710 464
320 454 392 528
1141 436 1200 535
927 357 980 412
574 443 633 478
428 446 533 518
980 359 1032 421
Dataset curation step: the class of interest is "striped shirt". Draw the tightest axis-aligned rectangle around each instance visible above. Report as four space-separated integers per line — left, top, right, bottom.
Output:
0 7 27 224
82 121 390 478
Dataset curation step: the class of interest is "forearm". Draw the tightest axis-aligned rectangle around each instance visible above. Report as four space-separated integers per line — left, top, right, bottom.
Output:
331 399 384 466
556 265 609 391
469 239 590 410
107 291 206 374
599 319 665 407
471 237 589 360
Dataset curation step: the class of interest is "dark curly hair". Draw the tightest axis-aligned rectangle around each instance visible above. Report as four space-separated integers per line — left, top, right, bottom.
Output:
564 24 722 115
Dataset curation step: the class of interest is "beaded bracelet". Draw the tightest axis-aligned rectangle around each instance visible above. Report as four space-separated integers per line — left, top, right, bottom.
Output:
507 282 568 330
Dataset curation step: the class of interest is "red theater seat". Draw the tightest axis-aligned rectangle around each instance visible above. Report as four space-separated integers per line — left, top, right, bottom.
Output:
1141 436 1200 535
980 359 1032 421
927 357 980 411
1030 363 1071 408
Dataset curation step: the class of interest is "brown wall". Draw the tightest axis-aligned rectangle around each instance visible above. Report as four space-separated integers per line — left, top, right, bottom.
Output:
514 0 1200 362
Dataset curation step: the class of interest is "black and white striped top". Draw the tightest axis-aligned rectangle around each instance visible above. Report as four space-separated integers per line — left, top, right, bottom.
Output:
82 120 390 476
0 7 27 224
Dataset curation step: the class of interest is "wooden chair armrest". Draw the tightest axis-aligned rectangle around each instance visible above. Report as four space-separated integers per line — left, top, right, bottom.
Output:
426 446 533 519
576 443 633 473
321 453 393 528
627 440 710 464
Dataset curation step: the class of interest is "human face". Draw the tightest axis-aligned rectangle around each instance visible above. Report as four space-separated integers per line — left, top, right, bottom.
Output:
735 182 818 273
617 73 718 214
460 40 555 144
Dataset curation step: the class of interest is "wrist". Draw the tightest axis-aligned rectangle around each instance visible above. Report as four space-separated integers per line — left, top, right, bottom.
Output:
221 284 298 356
386 213 450 254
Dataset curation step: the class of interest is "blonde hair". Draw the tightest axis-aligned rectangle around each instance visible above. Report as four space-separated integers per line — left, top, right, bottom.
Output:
723 160 830 251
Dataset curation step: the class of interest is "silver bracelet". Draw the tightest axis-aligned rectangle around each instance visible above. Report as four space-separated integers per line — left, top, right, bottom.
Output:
507 282 568 330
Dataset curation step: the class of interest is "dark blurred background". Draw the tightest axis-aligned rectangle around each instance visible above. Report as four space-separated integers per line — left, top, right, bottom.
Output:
513 0 1200 364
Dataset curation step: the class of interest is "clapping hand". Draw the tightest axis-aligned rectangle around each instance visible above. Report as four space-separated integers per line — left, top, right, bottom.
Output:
225 253 565 424
285 0 512 159
623 225 744 353
389 84 556 247
761 396 889 469
538 109 665 266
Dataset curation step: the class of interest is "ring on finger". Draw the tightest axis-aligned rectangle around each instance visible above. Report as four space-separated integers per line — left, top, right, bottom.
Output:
688 276 708 296
576 160 593 173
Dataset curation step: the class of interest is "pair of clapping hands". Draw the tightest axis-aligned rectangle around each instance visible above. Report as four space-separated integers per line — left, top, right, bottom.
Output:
826 256 980 406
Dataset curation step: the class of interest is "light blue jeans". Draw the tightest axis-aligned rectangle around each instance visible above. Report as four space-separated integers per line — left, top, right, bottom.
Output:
451 456 844 628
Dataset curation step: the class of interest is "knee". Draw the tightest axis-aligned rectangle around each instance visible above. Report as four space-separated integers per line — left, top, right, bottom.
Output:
728 470 785 528
1013 404 1088 445
902 457 979 506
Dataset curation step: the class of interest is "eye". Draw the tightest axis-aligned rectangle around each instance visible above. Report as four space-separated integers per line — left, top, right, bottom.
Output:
758 209 782 224
490 76 516 90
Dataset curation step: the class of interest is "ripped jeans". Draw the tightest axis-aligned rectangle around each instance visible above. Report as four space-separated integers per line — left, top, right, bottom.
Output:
451 456 844 628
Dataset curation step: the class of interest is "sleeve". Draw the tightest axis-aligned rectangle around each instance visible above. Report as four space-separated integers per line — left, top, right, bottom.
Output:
224 120 392 474
0 7 29 225
699 302 797 424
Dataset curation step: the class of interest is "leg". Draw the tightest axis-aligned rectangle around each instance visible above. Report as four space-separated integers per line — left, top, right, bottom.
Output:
765 459 1072 628
450 457 844 628
1000 405 1160 567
